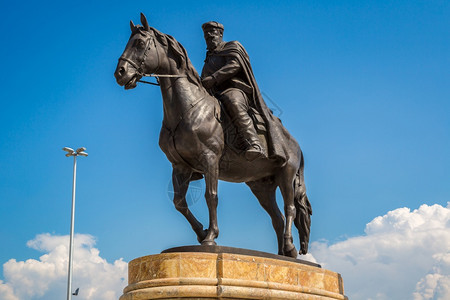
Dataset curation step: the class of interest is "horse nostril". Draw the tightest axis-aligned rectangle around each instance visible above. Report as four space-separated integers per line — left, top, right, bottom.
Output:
115 66 126 80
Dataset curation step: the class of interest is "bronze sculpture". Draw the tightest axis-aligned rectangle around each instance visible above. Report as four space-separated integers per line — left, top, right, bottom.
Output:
114 13 312 257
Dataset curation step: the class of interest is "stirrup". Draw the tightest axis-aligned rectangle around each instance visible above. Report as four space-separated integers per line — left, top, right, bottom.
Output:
244 144 263 161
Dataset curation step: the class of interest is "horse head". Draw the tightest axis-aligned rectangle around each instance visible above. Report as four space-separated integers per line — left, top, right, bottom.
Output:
114 13 161 89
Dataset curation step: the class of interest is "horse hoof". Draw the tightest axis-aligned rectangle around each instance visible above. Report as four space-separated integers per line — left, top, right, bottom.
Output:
197 229 208 244
201 240 217 246
284 245 298 258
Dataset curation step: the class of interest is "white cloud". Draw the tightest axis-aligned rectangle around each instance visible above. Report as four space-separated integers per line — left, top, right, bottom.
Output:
307 203 450 300
0 280 19 300
414 252 450 300
0 233 127 300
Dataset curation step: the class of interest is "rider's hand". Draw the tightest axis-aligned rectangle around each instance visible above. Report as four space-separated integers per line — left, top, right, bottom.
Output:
202 76 215 89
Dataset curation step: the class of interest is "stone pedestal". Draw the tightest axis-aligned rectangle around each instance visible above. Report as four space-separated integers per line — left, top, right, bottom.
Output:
120 247 346 299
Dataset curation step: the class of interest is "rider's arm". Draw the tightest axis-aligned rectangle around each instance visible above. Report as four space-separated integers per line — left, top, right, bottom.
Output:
210 56 241 85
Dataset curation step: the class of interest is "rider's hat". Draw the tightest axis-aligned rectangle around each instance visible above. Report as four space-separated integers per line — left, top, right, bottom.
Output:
202 21 224 33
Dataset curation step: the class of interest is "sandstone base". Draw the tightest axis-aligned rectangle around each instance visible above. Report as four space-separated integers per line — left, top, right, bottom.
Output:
120 250 346 299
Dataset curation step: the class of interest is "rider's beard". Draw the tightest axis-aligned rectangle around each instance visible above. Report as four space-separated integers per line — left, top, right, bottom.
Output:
206 36 221 50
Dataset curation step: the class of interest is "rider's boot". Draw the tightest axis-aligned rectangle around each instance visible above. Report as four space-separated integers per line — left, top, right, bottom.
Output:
221 89 264 161
235 107 264 161
241 129 264 161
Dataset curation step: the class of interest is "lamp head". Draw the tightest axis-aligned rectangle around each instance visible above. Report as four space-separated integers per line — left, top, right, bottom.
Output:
63 147 74 153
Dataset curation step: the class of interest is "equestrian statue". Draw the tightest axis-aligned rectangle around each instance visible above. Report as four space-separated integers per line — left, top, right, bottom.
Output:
114 13 312 257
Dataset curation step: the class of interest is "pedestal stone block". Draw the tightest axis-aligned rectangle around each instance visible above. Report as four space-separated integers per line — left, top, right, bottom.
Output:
120 248 346 299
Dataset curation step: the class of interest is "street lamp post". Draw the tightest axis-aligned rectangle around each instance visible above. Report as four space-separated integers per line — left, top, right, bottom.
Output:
63 147 88 300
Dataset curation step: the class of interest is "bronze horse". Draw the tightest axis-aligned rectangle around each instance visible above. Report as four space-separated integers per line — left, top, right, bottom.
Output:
114 14 311 257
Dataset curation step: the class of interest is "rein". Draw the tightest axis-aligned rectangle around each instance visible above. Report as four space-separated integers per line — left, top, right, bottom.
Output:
138 73 187 86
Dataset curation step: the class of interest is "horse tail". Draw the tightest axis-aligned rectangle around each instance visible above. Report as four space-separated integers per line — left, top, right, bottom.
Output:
294 150 312 255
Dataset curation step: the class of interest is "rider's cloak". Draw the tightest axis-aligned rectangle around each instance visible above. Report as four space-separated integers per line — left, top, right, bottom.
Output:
215 41 296 165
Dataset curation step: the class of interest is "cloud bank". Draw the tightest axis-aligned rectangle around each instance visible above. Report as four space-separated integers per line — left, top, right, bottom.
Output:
307 202 450 300
0 233 127 300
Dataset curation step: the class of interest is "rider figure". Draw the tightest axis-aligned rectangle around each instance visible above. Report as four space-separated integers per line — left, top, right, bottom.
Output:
201 21 264 161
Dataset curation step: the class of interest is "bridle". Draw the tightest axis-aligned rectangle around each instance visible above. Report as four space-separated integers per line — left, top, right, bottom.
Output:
118 30 186 86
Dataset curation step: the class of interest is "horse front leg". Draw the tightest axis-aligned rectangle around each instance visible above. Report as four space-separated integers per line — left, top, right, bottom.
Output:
200 154 220 246
172 165 207 243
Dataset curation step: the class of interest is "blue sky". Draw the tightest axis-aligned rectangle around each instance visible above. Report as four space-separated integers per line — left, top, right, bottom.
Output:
0 1 449 299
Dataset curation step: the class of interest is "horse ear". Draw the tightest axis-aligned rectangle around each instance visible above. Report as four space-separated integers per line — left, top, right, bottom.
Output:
130 20 135 32
140 12 150 31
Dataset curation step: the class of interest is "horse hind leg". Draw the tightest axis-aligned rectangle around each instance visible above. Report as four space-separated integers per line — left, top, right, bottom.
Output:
246 178 285 255
172 166 207 243
278 168 299 258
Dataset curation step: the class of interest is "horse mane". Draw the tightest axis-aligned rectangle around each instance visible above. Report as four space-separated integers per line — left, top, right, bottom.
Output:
148 27 202 86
